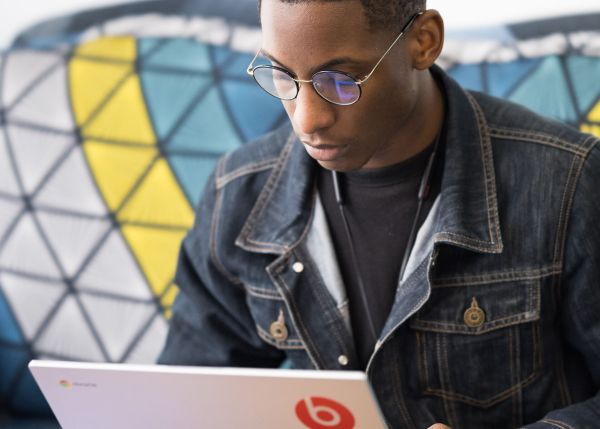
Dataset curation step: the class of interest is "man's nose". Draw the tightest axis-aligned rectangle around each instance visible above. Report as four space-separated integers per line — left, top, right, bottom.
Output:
291 83 336 136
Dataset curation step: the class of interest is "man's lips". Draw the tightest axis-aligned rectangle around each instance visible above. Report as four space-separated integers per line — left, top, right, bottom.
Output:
302 141 348 162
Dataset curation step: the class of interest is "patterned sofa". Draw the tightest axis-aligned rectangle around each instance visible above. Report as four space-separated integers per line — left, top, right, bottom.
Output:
0 1 598 426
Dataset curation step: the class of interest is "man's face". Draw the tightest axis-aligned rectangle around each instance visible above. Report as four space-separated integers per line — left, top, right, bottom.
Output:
260 0 427 171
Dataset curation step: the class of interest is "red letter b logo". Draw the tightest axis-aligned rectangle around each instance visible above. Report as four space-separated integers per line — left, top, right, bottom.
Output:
295 396 355 429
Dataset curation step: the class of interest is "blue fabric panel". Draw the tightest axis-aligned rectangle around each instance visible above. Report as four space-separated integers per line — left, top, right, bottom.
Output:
0 292 23 345
221 52 256 79
448 64 484 92
488 59 541 98
9 371 53 416
169 87 242 153
221 80 285 141
141 71 212 141
168 155 219 206
143 39 212 72
566 56 600 114
509 56 578 123
0 347 28 396
138 38 163 59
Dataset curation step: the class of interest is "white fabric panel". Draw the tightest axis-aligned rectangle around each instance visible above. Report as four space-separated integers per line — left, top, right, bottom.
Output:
0 198 23 241
0 272 66 340
7 125 74 195
34 295 105 361
0 212 61 278
8 62 74 131
124 313 168 364
33 146 107 215
1 50 62 108
79 293 157 362
36 212 111 278
0 127 21 196
76 230 153 300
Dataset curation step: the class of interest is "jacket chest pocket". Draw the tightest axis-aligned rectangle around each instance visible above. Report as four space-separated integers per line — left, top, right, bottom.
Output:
409 279 542 408
243 284 307 351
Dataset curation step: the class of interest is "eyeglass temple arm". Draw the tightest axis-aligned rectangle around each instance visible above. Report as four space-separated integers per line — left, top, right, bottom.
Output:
356 11 423 84
247 49 261 75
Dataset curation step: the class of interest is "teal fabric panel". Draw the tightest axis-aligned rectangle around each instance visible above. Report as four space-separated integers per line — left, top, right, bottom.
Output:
0 292 22 344
509 56 578 123
169 87 242 153
168 155 219 206
488 59 541 98
566 56 600 114
0 347 28 396
143 38 212 72
141 70 212 141
448 64 484 92
221 80 285 141
9 371 53 416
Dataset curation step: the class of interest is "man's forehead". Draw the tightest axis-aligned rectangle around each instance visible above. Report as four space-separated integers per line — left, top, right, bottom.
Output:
259 0 383 63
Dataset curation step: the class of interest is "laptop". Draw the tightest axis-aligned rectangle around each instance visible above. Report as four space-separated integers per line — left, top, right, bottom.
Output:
29 360 388 429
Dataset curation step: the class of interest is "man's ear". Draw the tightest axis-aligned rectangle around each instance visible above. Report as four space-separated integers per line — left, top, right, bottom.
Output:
409 10 444 70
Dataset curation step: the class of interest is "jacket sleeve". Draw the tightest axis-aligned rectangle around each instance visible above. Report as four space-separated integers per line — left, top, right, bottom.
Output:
524 141 600 428
157 169 286 368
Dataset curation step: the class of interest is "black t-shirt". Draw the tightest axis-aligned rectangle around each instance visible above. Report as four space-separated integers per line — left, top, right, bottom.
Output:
317 143 442 369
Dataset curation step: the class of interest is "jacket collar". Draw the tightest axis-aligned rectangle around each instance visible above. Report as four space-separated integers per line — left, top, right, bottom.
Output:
236 65 503 255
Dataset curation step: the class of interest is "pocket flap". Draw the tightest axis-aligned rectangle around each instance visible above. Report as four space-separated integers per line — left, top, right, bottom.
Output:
410 279 540 335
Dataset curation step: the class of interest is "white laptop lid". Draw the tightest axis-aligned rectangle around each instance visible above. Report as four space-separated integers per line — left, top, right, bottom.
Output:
29 360 388 429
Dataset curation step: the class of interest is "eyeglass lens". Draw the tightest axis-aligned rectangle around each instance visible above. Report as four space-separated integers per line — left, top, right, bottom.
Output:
252 67 362 105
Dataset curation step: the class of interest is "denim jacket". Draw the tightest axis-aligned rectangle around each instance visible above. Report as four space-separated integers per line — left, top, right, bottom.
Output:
159 66 600 429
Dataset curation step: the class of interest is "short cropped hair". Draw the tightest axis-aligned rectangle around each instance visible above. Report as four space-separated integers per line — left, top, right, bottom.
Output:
258 0 426 32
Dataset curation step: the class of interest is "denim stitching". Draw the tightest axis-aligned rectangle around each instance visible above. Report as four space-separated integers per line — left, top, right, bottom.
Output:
269 261 324 369
489 127 588 156
209 156 243 287
552 154 581 265
256 324 306 350
298 244 354 364
412 312 539 335
216 158 279 189
244 285 283 300
540 419 576 429
423 369 539 408
434 232 501 253
390 345 417 429
236 130 296 253
437 333 457 428
466 92 503 248
433 265 561 287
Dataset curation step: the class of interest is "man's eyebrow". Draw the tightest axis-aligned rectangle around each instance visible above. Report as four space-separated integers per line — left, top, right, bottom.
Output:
260 49 365 76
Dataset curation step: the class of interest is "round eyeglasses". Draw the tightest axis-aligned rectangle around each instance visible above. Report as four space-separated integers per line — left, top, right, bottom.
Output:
246 12 422 106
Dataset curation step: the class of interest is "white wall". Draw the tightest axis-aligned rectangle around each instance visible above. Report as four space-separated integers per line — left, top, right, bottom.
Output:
428 0 600 29
1 0 600 48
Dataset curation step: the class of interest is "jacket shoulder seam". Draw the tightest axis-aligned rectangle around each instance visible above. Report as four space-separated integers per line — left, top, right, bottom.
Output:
216 157 279 189
489 126 589 156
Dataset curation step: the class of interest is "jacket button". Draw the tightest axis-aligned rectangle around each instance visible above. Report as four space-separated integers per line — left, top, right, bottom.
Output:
292 262 304 273
270 310 288 341
464 297 486 328
338 355 349 366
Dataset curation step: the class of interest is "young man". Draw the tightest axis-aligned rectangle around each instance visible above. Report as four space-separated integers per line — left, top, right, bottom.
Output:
159 0 600 427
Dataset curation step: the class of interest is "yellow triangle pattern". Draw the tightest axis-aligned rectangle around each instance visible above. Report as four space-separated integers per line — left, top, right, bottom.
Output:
588 100 600 122
75 36 136 62
83 75 156 144
68 36 196 319
117 158 194 227
83 142 158 211
161 285 179 320
581 124 600 138
121 226 186 297
69 59 132 126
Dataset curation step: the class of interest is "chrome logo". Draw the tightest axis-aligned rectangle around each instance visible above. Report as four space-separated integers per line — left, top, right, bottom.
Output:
59 380 72 389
